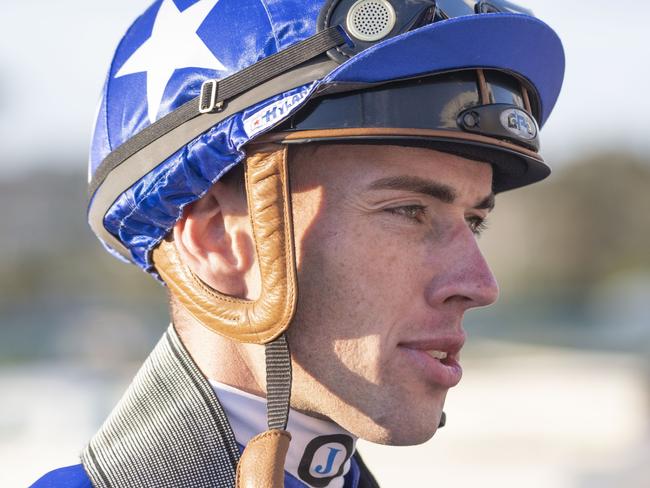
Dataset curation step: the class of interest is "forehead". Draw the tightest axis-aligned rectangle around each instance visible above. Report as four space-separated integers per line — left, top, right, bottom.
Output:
290 143 493 199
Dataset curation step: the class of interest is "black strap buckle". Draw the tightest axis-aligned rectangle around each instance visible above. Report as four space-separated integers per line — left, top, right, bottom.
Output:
199 79 224 113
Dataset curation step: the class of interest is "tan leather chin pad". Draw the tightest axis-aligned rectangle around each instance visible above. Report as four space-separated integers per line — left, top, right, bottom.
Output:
152 146 298 344
236 429 291 488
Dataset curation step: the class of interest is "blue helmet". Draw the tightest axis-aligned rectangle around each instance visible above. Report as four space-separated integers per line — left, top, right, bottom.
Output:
88 0 564 276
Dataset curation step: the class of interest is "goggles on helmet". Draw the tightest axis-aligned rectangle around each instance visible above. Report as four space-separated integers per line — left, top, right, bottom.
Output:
265 68 543 192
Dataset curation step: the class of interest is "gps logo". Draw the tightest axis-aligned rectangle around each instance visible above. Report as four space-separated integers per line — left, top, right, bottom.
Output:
298 434 354 487
500 107 537 140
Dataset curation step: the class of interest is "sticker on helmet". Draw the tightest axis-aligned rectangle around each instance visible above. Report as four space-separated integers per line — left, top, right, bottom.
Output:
243 86 312 138
499 107 537 140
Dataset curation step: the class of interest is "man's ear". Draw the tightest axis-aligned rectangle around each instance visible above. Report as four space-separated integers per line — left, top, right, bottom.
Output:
173 183 254 298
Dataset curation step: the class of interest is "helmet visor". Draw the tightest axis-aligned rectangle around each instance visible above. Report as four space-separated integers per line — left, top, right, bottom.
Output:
269 69 547 192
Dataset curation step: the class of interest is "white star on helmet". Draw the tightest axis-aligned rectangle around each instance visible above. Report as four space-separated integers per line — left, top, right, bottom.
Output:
115 0 227 123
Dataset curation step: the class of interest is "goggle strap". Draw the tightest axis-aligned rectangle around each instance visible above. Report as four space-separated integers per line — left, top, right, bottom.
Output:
88 26 345 204
88 97 197 203
88 59 337 262
202 26 346 113
476 68 490 104
521 85 532 114
477 68 533 115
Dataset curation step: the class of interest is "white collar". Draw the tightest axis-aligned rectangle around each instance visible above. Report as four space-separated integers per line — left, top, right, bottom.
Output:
210 380 357 487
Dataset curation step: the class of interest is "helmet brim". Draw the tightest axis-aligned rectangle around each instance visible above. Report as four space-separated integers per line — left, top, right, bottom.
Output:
257 127 549 193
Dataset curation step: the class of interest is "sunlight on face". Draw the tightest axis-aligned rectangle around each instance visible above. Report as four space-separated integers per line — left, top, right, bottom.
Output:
286 144 499 445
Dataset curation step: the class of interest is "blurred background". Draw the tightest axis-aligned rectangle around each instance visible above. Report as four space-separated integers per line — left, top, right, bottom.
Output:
1 1 648 486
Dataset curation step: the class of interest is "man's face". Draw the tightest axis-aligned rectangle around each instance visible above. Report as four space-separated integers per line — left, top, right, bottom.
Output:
286 144 499 445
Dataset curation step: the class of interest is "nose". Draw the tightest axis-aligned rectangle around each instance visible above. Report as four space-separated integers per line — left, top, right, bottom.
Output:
425 230 500 311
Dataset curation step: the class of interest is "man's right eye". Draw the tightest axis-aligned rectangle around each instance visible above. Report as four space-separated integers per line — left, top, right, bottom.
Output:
385 205 427 222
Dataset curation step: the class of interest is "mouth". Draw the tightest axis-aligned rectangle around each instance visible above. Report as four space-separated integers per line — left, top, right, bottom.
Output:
426 350 448 360
398 336 465 388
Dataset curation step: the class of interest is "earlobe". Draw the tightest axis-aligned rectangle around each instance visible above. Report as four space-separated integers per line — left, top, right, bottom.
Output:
173 187 252 297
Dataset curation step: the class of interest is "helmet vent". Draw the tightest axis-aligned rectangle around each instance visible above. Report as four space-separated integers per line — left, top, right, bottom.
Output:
346 0 396 42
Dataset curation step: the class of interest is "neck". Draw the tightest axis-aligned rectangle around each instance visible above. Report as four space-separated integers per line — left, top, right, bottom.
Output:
211 380 358 487
174 319 360 486
173 312 267 397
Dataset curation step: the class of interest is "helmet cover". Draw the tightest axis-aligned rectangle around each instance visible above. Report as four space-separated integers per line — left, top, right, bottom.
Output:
88 0 564 273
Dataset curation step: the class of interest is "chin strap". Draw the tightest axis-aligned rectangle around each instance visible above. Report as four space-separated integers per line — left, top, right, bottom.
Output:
153 146 297 487
152 145 297 345
237 334 293 488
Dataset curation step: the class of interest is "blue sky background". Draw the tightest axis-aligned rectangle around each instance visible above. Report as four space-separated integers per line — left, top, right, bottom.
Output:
1 0 647 177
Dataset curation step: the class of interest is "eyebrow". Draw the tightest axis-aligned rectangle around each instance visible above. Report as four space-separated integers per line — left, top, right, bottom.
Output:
369 175 495 211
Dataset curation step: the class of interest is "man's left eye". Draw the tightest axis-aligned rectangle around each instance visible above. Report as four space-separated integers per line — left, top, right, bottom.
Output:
467 215 488 236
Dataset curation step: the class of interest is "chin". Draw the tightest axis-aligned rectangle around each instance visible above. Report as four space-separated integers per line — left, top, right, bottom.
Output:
353 420 441 446
338 400 445 446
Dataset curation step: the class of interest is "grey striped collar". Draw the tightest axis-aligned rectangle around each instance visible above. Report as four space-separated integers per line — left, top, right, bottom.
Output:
81 325 241 488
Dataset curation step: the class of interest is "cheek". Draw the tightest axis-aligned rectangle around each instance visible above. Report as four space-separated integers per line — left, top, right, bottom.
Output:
301 220 405 323
292 214 423 359
289 191 438 378
332 334 384 385
291 186 430 315
336 221 431 312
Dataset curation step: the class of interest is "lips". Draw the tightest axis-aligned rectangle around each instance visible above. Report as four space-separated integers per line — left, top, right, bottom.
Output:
398 335 465 388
